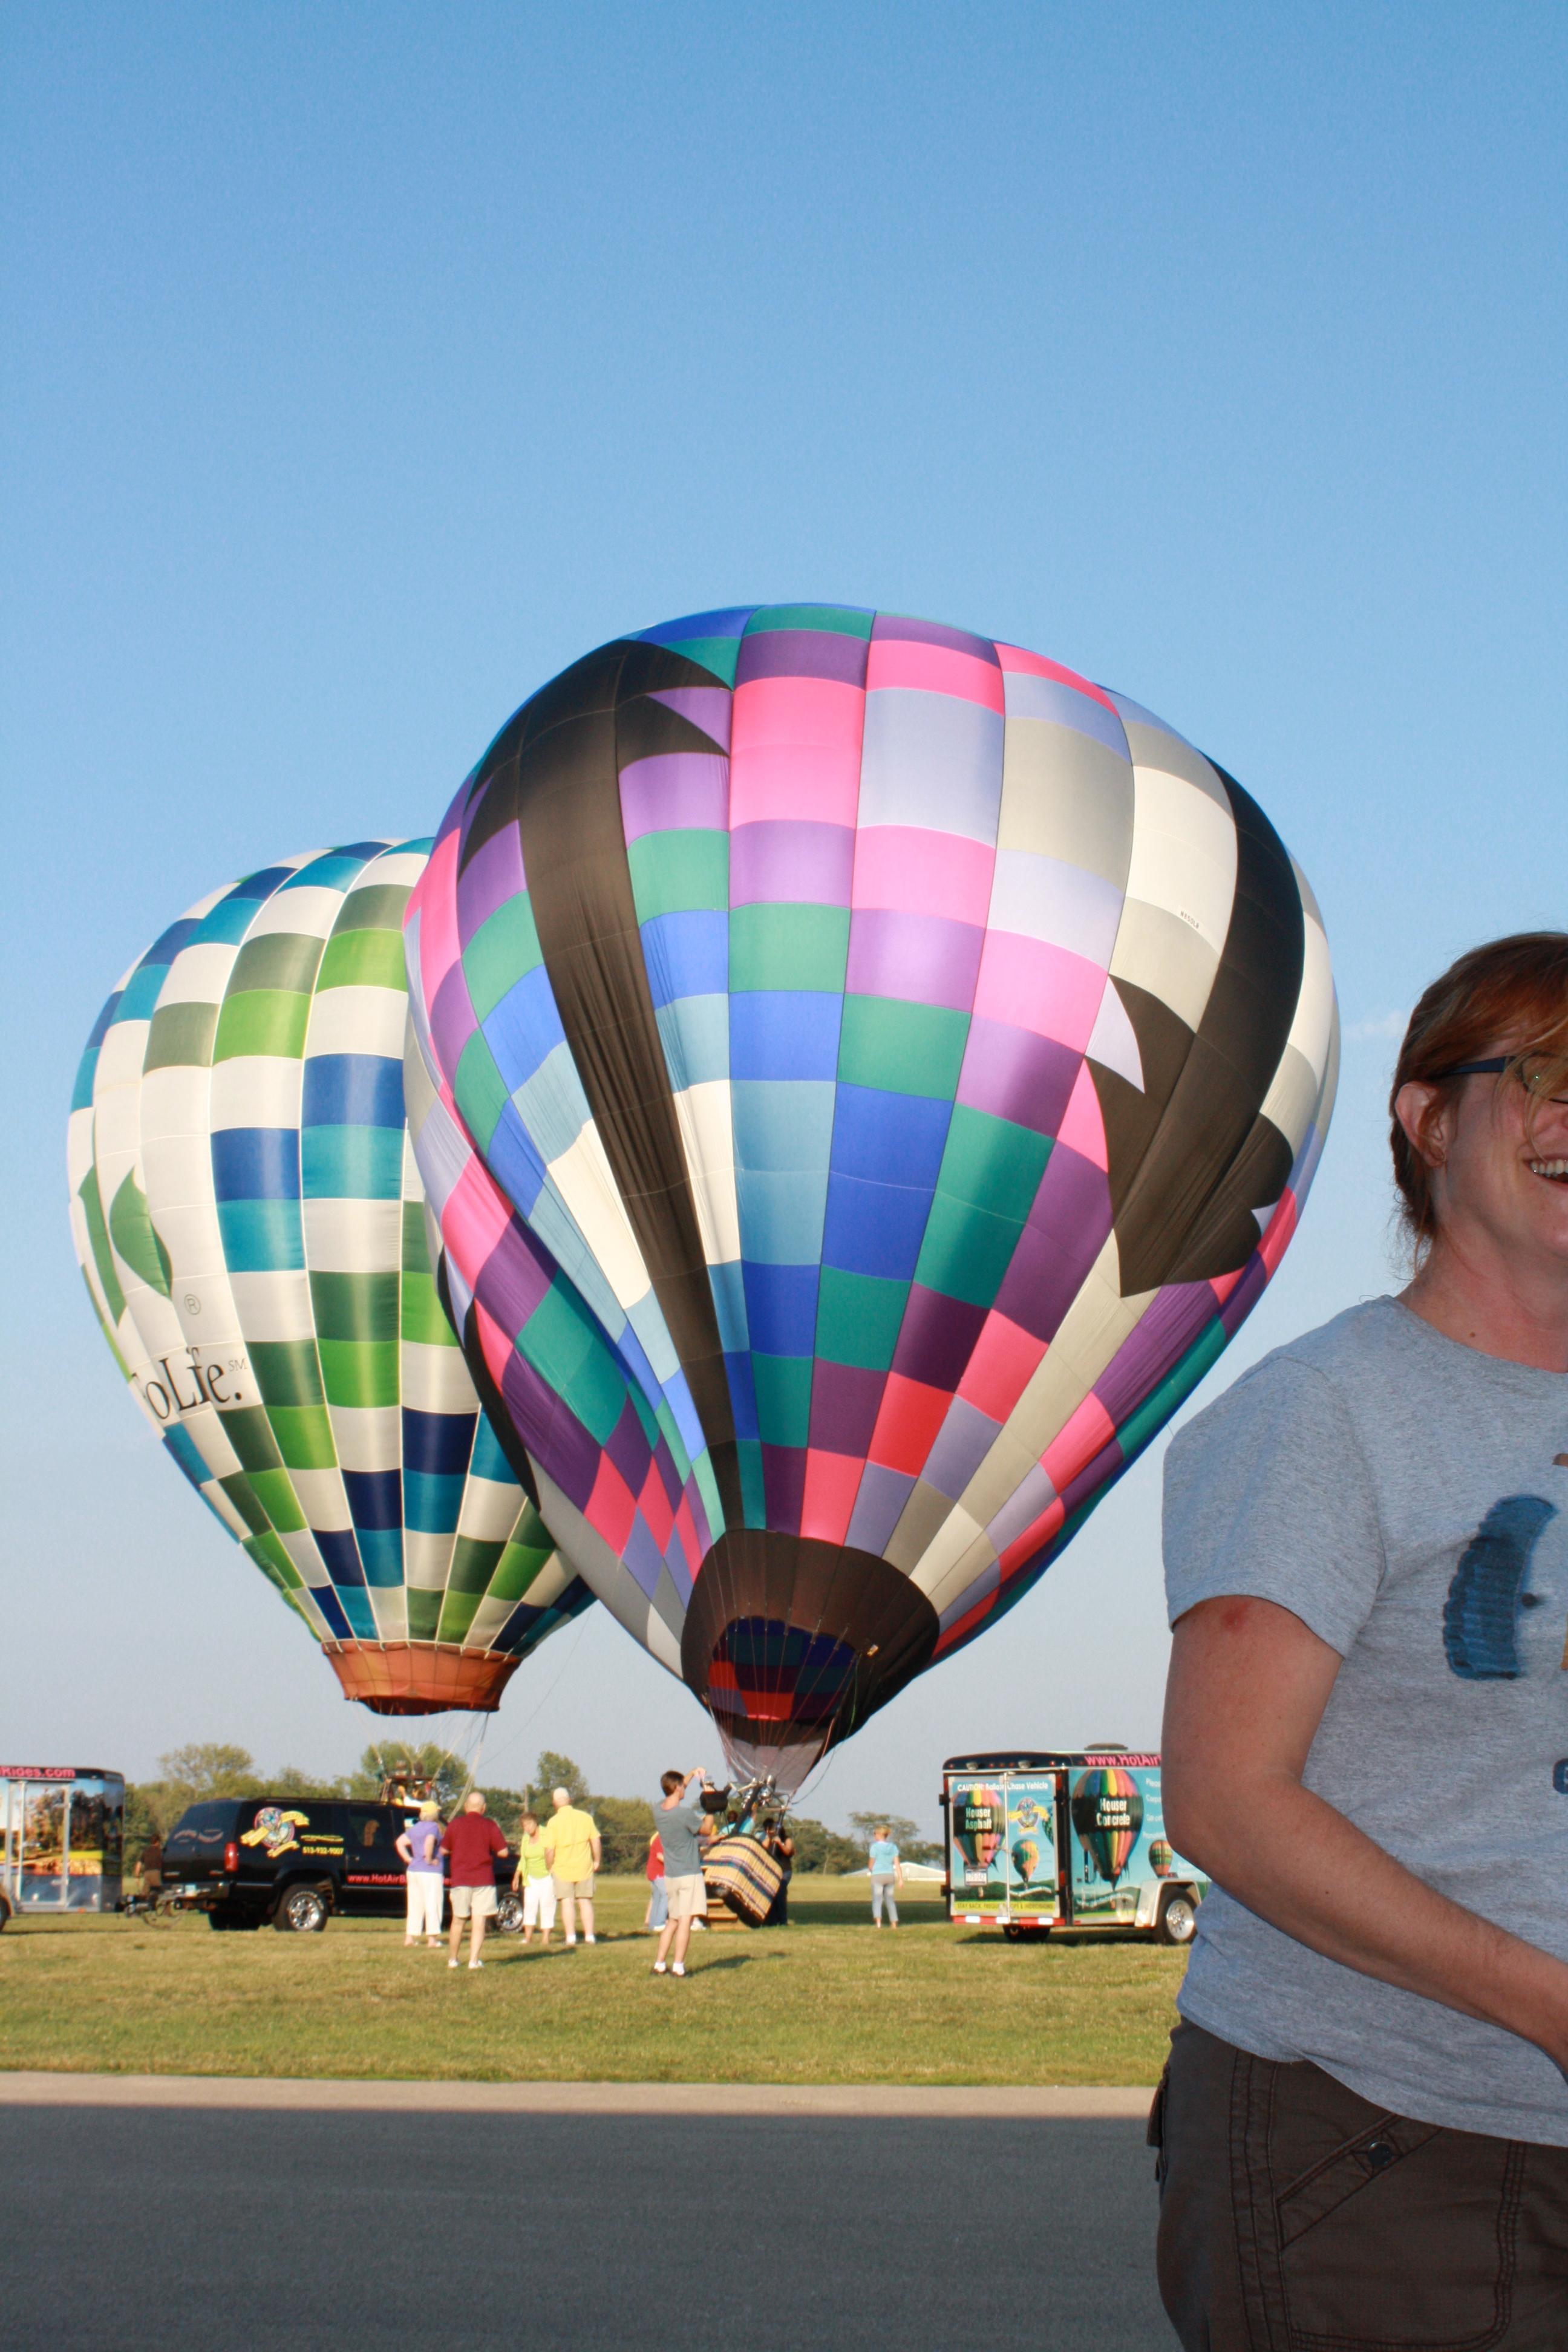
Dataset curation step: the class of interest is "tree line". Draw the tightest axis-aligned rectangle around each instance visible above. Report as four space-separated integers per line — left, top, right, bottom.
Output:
125 1741 942 1873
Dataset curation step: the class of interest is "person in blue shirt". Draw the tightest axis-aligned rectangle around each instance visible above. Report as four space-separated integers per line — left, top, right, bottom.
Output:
868 1826 903 1928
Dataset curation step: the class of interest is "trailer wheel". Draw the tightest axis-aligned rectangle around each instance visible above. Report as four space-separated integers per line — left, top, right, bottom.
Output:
1156 1889 1198 1946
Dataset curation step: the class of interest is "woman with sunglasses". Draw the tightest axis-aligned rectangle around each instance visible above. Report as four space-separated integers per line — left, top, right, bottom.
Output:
1155 932 1568 2350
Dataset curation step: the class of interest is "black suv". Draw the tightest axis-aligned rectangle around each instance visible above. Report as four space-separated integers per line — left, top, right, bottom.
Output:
160 1796 510 1933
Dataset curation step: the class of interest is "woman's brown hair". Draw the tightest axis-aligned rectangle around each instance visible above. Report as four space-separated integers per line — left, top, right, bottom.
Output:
1390 932 1568 1255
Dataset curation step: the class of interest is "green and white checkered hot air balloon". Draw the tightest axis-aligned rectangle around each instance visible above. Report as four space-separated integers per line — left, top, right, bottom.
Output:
67 840 592 1713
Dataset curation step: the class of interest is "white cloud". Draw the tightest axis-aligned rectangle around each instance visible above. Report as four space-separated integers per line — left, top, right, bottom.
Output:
1344 1009 1409 1042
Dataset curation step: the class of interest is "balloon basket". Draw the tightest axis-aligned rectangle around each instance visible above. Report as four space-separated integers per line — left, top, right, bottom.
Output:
322 1642 520 1715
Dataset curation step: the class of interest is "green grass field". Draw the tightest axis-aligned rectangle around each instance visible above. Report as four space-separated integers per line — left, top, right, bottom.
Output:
0 1875 1182 2085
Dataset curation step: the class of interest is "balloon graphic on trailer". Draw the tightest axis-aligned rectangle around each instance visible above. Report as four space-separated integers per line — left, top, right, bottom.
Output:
68 841 593 1714
404 603 1338 1787
1149 1838 1175 1880
1071 1765 1145 1887
1012 1836 1041 1886
953 1784 1005 1876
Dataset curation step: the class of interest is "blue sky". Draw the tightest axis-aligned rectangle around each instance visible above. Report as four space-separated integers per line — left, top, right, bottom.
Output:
4 5 1564 1824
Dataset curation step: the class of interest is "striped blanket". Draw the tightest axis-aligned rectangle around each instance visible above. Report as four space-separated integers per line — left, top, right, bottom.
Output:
702 1834 783 1926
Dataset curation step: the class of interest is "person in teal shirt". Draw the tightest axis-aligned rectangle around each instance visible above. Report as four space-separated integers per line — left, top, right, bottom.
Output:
868 1828 903 1928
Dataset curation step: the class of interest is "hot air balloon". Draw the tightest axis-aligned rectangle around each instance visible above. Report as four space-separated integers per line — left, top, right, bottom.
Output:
405 604 1337 1786
68 841 592 1713
1012 1835 1040 1885
1071 1766 1144 1886
1149 1838 1175 1879
953 1784 1005 1875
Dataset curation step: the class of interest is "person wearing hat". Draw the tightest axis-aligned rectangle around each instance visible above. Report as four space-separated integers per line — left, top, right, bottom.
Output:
395 1800 446 1949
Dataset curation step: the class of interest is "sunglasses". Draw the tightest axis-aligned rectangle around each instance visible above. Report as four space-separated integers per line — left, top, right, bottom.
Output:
1434 1052 1568 1106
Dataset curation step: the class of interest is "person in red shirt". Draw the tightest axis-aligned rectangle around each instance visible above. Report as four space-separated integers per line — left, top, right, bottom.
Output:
644 1829 667 1932
441 1789 508 1970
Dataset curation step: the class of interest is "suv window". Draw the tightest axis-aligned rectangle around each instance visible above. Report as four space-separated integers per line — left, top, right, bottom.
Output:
348 1811 388 1851
165 1803 238 1859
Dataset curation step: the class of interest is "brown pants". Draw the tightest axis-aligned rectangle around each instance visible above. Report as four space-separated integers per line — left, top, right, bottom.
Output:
1151 2020 1568 2350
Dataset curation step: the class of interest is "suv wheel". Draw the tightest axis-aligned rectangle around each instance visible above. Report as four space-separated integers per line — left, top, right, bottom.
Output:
495 1892 525 1936
1157 1890 1198 1946
273 1885 330 1934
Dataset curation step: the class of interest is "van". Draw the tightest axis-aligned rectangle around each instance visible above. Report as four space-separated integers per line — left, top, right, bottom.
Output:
161 1796 509 1933
941 1749 1205 1944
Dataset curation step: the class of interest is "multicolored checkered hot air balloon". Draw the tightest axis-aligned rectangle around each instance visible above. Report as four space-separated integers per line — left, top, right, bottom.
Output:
404 604 1338 1787
68 841 592 1713
1071 1765 1145 1887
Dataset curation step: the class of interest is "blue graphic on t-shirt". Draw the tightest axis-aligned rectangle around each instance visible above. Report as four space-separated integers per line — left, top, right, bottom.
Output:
1443 1494 1560 1679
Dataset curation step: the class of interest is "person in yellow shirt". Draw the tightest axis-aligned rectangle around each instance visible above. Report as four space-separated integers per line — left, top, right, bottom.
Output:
510 1811 557 1947
542 1786 602 1946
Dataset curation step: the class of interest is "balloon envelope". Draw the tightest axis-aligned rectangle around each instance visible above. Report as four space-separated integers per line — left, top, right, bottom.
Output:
69 841 592 1713
405 606 1336 1783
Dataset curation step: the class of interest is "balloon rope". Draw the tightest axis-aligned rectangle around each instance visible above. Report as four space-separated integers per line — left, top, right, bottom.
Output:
448 1614 592 1788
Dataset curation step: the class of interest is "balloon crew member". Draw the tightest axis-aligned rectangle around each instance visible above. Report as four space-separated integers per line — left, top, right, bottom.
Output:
542 1787 601 1947
763 1821 795 1927
1157 935 1568 2350
442 1790 507 1971
867 1827 903 1928
652 1770 712 1978
396 1800 445 1949
511 1812 557 1947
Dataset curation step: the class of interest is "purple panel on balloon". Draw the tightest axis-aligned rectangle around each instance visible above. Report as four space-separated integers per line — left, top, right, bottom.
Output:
994 1148 1113 1340
648 686 732 751
846 1461 915 1554
730 820 855 907
430 963 480 1084
621 1514 667 1602
619 752 730 844
923 1395 1002 1500
762 1444 808 1527
456 821 525 942
872 612 999 664
956 1019 1080 1138
604 1396 655 1494
472 1225 553 1339
985 1460 1057 1552
500 1352 601 1512
808 1358 885 1454
735 629 869 688
1094 1282 1217 1426
892 1286 988 1393
846 908 985 1011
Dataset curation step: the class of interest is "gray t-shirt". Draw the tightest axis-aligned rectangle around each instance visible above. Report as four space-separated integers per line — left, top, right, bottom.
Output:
657 1790 709 1880
1165 1295 1568 2143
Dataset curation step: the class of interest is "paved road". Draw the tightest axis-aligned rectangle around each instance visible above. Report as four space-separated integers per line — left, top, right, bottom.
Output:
2 2107 1175 2350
